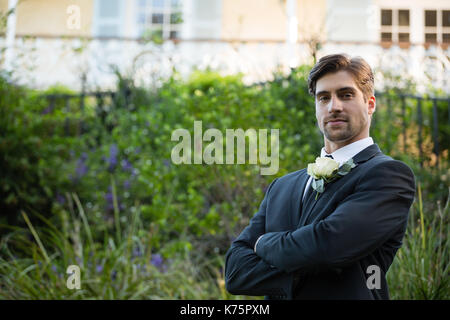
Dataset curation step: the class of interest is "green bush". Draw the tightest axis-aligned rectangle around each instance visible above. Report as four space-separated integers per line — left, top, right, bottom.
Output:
0 77 98 230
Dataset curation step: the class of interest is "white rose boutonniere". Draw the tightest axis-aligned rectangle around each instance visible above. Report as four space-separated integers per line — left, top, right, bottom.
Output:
307 157 357 199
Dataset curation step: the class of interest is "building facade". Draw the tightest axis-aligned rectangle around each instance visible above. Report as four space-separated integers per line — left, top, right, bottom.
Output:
0 0 449 92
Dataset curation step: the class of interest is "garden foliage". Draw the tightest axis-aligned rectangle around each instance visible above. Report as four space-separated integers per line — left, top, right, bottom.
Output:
0 66 448 299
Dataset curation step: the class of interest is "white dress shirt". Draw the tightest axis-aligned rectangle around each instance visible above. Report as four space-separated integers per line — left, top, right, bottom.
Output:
302 137 374 200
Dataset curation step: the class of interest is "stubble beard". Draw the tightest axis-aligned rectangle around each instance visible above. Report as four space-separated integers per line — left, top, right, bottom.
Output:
322 117 367 143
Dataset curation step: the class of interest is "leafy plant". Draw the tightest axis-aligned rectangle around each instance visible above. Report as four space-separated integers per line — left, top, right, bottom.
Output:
387 185 449 299
0 64 448 300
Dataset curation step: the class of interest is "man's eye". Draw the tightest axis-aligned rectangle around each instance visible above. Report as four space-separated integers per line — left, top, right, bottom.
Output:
318 96 329 102
342 93 353 99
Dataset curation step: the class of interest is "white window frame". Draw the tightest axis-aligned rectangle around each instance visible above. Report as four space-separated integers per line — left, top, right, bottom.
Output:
380 8 410 43
135 0 183 39
424 9 450 44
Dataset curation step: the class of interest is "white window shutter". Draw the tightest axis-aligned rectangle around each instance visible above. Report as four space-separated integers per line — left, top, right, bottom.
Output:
189 0 222 39
93 0 125 37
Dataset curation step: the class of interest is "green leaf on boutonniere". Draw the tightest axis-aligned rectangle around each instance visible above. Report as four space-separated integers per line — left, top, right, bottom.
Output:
312 178 324 193
337 158 357 176
312 178 324 200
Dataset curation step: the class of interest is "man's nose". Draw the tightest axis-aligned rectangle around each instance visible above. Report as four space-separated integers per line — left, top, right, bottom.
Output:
328 96 343 113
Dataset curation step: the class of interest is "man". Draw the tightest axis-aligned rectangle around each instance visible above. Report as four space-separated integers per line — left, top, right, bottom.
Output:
224 54 416 300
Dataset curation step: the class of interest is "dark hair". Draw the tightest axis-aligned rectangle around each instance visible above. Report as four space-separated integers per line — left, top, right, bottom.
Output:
308 54 374 101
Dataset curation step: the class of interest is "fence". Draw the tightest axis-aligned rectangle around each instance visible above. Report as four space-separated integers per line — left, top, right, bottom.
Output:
375 92 449 169
42 87 132 134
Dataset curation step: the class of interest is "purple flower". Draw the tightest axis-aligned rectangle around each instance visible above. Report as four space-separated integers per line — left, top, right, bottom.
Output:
105 191 114 211
41 106 52 115
111 270 117 281
105 186 121 212
121 159 133 172
75 161 88 179
108 159 117 172
151 254 163 268
163 159 170 168
51 265 57 273
110 144 119 158
123 180 131 190
106 185 113 198
132 246 142 258
74 153 88 180
56 193 66 205
107 144 119 172
80 152 88 161
96 265 103 273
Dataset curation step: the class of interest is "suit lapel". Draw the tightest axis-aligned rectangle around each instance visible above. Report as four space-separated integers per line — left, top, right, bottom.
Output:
290 170 309 228
298 177 341 227
296 144 383 228
352 143 382 165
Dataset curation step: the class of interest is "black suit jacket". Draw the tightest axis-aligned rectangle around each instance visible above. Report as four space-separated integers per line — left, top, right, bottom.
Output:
224 144 416 299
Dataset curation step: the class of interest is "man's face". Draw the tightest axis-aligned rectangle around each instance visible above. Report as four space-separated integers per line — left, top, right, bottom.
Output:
314 70 375 147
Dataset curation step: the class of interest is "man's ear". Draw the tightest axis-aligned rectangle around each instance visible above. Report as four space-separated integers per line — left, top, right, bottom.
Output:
367 96 376 116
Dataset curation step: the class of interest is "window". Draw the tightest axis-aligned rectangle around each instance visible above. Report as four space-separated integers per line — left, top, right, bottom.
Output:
137 0 183 40
94 0 124 37
398 10 409 26
444 10 450 27
381 9 392 26
380 9 410 45
425 10 437 27
381 32 392 42
424 9 450 45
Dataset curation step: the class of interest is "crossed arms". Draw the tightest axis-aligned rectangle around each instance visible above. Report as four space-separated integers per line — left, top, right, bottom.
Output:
225 160 416 296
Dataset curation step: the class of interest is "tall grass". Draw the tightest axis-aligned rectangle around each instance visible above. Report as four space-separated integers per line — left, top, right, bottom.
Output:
387 185 449 300
0 191 255 300
1 185 448 299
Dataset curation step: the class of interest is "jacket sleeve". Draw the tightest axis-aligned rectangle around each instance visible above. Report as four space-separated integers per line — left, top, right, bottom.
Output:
255 160 416 273
224 178 293 297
